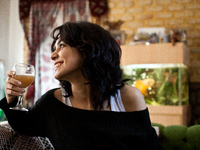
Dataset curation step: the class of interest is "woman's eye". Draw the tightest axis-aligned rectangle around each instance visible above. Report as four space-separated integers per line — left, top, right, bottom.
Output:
59 44 65 49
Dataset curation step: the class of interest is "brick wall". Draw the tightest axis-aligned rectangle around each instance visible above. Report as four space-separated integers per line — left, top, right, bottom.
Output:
107 0 200 82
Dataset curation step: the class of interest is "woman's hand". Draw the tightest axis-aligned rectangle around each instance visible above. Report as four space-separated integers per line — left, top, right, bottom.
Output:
5 71 25 104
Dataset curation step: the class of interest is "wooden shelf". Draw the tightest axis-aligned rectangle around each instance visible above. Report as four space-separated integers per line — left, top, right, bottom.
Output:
120 42 189 66
147 105 191 126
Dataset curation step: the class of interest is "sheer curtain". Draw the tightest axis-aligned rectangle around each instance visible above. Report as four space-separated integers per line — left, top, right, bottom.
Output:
22 0 90 106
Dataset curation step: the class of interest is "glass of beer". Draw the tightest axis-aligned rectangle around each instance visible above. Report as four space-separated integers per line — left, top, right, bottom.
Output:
10 63 35 111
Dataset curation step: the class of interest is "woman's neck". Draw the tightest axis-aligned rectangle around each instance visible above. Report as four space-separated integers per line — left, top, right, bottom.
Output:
70 81 93 110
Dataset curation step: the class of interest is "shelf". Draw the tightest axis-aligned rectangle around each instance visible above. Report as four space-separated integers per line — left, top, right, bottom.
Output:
120 42 189 66
147 105 191 126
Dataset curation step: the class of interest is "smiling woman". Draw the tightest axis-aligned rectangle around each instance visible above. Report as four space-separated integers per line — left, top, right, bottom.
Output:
51 41 84 82
0 21 164 149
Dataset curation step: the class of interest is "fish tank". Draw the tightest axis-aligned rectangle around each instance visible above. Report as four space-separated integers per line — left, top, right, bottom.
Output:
121 63 189 106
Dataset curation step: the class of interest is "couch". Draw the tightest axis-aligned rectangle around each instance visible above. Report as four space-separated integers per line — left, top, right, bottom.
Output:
0 121 54 150
1 121 200 150
152 123 200 150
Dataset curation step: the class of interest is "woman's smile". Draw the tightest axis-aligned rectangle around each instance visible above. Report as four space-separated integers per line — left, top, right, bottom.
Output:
54 61 63 71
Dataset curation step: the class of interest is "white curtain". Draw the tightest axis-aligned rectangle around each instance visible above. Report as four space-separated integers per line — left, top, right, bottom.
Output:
28 1 90 105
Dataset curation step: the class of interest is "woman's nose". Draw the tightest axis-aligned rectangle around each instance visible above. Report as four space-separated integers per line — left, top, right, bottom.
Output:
51 51 58 60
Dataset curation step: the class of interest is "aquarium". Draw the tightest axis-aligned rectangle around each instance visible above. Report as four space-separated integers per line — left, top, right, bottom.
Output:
122 63 189 106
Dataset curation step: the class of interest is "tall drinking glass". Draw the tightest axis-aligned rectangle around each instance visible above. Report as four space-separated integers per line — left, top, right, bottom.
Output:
10 63 35 111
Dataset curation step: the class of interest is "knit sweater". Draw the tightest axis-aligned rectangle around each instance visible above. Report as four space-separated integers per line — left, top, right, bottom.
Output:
0 89 163 150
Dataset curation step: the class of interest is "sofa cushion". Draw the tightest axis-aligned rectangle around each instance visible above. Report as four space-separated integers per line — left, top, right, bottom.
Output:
162 125 188 150
152 123 200 150
186 125 200 149
0 121 54 150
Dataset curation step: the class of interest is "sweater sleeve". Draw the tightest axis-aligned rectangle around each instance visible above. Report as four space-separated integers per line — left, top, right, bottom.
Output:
0 97 18 109
0 93 49 137
122 109 164 150
143 126 164 150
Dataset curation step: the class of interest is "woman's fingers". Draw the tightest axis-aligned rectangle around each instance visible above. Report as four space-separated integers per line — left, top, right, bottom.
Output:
6 76 22 87
5 70 25 103
5 82 25 95
6 70 15 77
5 72 24 94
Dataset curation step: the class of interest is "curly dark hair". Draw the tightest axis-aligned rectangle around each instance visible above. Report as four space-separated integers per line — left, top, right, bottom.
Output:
51 21 127 110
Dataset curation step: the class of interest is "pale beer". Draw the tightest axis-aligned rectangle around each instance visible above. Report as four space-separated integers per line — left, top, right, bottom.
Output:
13 74 34 88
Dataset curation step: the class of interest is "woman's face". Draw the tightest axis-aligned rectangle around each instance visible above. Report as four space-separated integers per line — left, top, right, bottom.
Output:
51 39 83 81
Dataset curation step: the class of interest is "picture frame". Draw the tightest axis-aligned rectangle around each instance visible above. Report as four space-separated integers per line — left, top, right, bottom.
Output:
110 30 126 45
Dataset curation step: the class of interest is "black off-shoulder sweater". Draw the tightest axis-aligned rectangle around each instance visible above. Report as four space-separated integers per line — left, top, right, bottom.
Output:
0 89 163 150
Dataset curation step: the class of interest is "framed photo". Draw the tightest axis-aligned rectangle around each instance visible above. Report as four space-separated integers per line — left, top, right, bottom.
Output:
110 30 126 45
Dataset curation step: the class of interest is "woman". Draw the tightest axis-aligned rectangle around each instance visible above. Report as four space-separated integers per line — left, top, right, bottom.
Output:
1 22 163 149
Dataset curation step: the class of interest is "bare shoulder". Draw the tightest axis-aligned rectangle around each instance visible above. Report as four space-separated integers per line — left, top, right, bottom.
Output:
54 88 63 102
120 85 146 112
